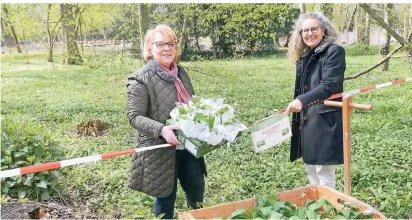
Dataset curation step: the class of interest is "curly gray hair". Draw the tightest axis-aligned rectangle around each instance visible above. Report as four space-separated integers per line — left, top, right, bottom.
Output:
287 12 338 63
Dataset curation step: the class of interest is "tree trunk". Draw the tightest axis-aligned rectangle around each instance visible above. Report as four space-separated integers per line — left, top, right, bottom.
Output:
177 12 190 62
1 16 13 46
407 4 412 62
61 3 83 65
299 3 306 14
46 4 54 62
2 5 21 53
347 5 357 32
138 3 149 58
380 3 393 71
357 5 370 45
211 28 217 59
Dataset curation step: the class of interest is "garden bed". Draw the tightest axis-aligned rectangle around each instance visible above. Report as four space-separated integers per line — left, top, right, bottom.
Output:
178 186 386 219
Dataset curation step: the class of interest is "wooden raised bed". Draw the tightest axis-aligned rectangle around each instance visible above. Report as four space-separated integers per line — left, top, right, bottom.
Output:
178 186 386 219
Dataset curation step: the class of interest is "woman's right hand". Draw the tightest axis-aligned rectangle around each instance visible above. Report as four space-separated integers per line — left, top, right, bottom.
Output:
161 125 181 146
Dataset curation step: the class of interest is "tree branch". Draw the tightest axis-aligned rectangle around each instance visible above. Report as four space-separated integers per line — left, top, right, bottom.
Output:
359 3 406 45
344 44 404 80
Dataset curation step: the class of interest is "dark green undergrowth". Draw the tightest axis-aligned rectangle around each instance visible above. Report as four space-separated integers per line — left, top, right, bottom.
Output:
1 49 411 218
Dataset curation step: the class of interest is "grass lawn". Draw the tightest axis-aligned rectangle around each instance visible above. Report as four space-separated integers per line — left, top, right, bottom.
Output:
1 47 411 218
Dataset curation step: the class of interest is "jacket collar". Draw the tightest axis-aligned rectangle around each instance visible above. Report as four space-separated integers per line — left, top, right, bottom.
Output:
147 58 176 82
300 37 333 58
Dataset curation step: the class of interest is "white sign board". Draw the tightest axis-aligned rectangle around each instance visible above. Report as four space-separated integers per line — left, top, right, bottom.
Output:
250 113 292 152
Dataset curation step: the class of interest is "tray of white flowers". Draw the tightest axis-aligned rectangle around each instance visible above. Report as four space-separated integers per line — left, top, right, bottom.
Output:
166 97 247 158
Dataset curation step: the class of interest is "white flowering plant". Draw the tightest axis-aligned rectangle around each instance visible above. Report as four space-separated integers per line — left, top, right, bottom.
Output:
166 96 247 157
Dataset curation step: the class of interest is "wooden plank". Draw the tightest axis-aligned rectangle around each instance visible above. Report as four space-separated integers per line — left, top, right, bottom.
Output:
316 186 386 219
178 197 257 220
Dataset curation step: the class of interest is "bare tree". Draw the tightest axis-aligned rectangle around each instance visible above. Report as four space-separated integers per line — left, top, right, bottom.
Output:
2 5 21 53
177 6 191 63
346 3 412 80
408 4 412 62
1 15 13 47
361 4 410 55
299 3 306 14
138 3 149 58
60 3 83 65
380 3 393 71
347 5 357 32
357 5 370 46
45 4 63 62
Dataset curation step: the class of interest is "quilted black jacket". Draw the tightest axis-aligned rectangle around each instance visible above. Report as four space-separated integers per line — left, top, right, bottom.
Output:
126 59 195 197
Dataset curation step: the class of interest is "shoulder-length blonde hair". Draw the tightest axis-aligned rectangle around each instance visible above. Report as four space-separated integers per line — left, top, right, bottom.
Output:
142 24 181 63
287 13 338 63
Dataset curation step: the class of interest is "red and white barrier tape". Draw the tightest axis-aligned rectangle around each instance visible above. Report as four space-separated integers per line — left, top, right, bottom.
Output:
279 77 412 113
0 144 171 179
1 78 411 179
326 78 412 100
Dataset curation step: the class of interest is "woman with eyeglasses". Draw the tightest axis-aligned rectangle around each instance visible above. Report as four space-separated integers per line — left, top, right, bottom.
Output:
126 24 206 219
285 13 345 189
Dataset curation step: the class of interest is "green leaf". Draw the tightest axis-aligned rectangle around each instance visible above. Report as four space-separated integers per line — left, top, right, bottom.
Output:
50 170 60 178
194 113 208 123
26 156 35 163
15 160 27 166
14 151 27 157
309 198 327 211
177 106 186 115
258 207 272 218
40 191 50 201
333 214 347 219
350 210 362 218
305 209 316 219
36 180 48 188
18 189 26 198
325 204 336 215
340 209 351 219
269 211 283 219
23 175 34 186
257 195 268 207
207 113 215 130
228 208 248 219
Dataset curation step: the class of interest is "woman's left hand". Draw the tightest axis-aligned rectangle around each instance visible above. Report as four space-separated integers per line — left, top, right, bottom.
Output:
286 99 303 113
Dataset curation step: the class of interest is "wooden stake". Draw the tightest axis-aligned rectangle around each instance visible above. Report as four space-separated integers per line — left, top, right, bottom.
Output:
324 96 372 195
342 95 353 195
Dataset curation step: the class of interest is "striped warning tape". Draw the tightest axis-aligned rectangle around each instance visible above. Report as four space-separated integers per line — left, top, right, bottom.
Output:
326 78 412 100
0 144 171 179
1 78 411 179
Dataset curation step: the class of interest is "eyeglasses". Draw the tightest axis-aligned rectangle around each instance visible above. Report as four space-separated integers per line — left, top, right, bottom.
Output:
152 41 177 50
300 26 321 35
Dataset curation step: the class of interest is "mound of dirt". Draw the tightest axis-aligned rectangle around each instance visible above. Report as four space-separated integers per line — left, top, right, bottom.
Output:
76 120 112 137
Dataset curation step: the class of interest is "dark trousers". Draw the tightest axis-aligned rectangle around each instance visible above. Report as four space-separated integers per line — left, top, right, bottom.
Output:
154 150 205 219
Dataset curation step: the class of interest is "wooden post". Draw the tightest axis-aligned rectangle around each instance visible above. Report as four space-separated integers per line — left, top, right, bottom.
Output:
342 95 353 195
324 96 372 195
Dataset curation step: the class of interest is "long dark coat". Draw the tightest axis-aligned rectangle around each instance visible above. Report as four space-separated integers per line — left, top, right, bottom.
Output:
290 38 346 165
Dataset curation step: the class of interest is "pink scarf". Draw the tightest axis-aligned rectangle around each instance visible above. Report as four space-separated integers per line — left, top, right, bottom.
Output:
160 63 192 104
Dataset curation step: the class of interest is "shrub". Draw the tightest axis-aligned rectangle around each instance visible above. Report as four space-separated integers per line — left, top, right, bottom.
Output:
1 120 65 201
